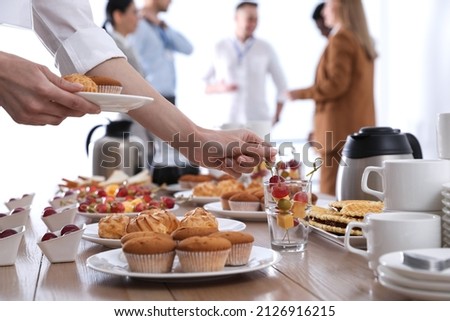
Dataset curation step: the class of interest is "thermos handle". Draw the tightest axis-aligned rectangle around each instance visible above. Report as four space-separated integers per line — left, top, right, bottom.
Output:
361 166 385 201
86 124 104 156
405 133 423 159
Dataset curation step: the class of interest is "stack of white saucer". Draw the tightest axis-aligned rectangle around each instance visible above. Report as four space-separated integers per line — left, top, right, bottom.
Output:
377 248 450 300
441 183 450 247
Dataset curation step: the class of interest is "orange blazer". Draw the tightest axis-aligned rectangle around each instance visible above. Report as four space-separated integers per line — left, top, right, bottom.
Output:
295 28 376 154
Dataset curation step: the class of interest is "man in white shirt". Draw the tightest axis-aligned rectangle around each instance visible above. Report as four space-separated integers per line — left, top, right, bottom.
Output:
204 1 288 130
0 0 276 178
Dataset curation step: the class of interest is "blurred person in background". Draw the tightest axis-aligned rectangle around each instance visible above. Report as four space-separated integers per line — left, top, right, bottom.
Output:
0 0 274 178
312 2 331 38
129 0 199 185
203 0 288 131
288 0 377 195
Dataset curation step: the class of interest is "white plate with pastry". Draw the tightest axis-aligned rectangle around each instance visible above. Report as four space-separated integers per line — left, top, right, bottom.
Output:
86 246 281 281
174 190 220 205
77 204 179 220
77 92 153 113
82 217 246 248
203 201 266 222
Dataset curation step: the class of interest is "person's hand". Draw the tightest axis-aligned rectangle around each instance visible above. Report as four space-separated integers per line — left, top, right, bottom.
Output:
180 128 277 178
0 52 100 125
217 80 238 93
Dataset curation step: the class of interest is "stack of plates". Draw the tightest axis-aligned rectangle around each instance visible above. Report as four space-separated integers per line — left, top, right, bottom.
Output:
441 183 450 247
377 248 450 300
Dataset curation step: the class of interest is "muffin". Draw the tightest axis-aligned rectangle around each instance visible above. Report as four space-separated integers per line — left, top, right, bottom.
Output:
209 231 254 266
120 231 172 245
179 207 218 229
178 174 214 189
216 179 245 195
175 236 231 272
98 214 130 239
89 76 123 94
228 192 261 211
171 226 218 242
192 181 217 197
122 234 176 273
63 73 98 92
220 190 241 210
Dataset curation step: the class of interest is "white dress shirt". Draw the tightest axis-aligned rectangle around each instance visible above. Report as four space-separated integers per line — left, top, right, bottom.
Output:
0 0 125 75
204 36 288 125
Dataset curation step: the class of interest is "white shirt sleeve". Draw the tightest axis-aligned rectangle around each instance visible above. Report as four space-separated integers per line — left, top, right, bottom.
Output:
32 0 125 75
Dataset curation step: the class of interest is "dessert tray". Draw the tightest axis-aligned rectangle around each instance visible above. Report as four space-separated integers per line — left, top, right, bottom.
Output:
174 190 220 205
77 92 153 113
77 204 179 220
310 225 366 249
82 217 246 248
203 201 266 222
86 246 281 282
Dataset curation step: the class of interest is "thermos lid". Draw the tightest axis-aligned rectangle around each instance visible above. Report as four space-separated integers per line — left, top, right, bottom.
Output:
342 126 416 158
105 120 133 138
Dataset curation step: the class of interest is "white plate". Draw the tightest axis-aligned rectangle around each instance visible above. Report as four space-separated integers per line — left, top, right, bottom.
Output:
378 274 450 300
174 190 220 205
77 92 153 113
82 217 246 248
379 248 450 282
377 265 450 292
310 225 366 249
203 201 266 222
77 204 179 220
86 246 281 281
164 184 189 193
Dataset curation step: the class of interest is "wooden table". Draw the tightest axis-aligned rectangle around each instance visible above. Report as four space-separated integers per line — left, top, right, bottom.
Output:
0 196 408 301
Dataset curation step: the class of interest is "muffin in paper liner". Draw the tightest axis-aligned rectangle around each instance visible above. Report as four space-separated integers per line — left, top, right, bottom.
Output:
97 85 123 94
175 249 231 272
226 242 253 266
229 201 261 212
124 251 175 273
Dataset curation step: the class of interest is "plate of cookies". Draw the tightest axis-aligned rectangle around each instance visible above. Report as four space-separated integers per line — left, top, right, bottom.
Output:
309 200 384 249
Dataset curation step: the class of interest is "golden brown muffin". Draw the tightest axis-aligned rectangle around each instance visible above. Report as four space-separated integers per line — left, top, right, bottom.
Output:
98 214 130 239
220 190 241 210
228 192 261 211
209 231 254 266
120 231 172 245
63 73 98 92
88 76 123 94
139 208 179 234
122 234 176 273
175 236 232 272
216 179 245 195
171 226 219 242
179 207 218 229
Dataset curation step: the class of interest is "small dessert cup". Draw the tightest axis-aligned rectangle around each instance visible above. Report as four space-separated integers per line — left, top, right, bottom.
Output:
38 224 85 263
41 206 77 232
4 193 35 211
49 193 78 209
0 225 25 266
0 207 31 230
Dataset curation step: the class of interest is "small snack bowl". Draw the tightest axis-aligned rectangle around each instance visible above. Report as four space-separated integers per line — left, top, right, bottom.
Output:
41 206 77 232
0 225 25 266
0 207 31 230
37 223 85 263
4 193 35 211
49 192 78 209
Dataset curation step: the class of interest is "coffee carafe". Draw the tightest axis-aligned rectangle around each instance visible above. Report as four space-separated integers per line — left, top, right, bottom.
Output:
86 120 146 179
336 127 422 200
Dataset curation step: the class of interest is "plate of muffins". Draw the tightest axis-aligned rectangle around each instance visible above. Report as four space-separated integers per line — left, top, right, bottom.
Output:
203 201 266 222
63 73 154 113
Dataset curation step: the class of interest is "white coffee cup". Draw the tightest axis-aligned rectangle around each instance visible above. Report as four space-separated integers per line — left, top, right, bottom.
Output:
437 113 450 159
361 159 450 211
344 212 441 274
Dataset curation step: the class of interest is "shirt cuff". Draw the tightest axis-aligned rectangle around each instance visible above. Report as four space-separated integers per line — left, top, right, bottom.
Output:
55 27 126 75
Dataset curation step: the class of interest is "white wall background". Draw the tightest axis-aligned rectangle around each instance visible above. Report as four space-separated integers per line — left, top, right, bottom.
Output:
1 0 449 203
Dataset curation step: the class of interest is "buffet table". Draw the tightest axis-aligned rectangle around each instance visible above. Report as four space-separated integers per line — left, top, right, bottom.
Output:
0 196 408 301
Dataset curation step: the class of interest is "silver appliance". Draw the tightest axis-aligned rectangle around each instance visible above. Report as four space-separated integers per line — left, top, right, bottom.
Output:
86 120 146 179
336 127 422 200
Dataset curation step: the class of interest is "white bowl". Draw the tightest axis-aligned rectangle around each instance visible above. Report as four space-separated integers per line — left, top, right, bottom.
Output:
49 193 78 209
37 223 85 263
0 208 30 230
41 207 77 232
4 193 35 211
0 225 25 266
